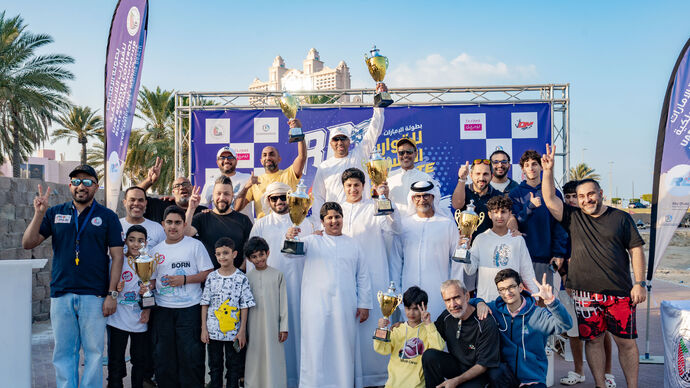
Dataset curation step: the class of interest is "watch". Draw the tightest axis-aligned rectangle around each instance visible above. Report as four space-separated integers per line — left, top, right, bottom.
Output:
634 281 647 288
108 290 119 300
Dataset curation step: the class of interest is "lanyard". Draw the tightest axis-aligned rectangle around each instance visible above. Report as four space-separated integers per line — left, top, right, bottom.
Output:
73 203 96 266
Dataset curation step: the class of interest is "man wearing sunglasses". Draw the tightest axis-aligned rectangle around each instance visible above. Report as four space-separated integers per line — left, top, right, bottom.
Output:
23 164 124 388
488 150 519 194
199 146 255 219
451 159 505 239
142 175 208 223
387 138 437 215
311 83 388 219
248 181 315 387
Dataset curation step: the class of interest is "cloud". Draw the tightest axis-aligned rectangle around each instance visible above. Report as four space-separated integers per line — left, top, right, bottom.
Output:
386 53 538 87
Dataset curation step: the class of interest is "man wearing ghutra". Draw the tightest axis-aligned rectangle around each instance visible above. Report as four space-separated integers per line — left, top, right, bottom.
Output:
398 180 461 320
22 164 124 388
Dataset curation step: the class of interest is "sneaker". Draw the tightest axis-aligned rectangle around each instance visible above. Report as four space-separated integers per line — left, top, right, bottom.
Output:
605 373 617 388
560 371 586 385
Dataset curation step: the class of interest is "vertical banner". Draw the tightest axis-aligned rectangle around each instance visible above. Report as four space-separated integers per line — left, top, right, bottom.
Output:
648 37 690 280
104 0 148 210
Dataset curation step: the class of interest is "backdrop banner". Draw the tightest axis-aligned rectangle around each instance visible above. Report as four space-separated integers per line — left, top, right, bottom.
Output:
104 0 148 210
191 103 551 213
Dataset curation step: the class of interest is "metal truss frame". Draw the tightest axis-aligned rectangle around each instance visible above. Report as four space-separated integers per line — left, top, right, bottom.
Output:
175 84 570 185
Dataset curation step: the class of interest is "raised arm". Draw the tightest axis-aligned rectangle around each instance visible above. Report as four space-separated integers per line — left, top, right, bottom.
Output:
22 184 50 249
137 157 162 191
451 161 469 209
185 186 201 236
355 107 385 161
289 119 307 179
541 144 563 222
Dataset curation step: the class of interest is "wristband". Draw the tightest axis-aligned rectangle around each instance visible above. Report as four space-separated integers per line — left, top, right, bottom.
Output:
183 275 187 285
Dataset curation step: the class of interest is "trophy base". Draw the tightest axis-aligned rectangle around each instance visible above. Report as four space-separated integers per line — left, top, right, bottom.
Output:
373 327 391 342
281 240 305 255
139 295 156 309
374 198 394 216
374 92 393 107
288 127 304 143
451 246 471 264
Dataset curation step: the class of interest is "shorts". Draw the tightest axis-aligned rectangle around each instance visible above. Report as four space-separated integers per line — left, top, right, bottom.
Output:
558 290 579 337
571 290 637 340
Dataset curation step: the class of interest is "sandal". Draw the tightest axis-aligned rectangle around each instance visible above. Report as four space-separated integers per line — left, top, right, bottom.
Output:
605 373 616 388
560 371 586 385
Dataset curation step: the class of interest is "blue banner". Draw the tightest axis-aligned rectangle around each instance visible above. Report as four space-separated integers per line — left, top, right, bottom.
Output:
191 104 551 206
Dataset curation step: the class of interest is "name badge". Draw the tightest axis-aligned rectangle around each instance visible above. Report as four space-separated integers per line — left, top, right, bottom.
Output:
55 214 72 224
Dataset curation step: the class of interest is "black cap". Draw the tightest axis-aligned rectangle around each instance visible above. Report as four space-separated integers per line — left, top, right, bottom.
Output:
69 164 98 182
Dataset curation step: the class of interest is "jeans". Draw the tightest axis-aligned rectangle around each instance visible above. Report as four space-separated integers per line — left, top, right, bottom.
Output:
51 293 107 388
207 339 245 388
152 305 205 388
107 325 150 388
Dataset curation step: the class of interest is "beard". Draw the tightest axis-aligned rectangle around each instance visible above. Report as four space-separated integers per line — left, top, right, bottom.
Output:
263 161 278 173
72 189 94 204
221 164 236 174
273 204 289 215
215 199 230 213
493 169 508 179
581 199 603 215
176 196 189 207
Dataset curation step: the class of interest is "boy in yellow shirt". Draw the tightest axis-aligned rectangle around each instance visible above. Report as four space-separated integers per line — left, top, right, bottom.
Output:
374 286 445 388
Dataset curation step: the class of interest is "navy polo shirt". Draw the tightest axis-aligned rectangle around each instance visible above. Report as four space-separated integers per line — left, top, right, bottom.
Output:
460 185 503 239
39 201 124 297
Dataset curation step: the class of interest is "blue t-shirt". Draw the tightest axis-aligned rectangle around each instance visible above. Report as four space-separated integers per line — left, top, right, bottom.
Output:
39 201 124 297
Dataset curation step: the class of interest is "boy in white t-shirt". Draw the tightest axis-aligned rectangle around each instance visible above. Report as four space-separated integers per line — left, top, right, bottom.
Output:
464 195 538 302
148 206 214 388
107 225 152 388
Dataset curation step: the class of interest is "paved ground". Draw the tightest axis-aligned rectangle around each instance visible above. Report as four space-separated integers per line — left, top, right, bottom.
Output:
32 279 686 387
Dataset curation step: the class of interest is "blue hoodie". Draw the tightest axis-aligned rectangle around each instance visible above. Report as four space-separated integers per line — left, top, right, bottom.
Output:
486 291 572 385
508 181 568 262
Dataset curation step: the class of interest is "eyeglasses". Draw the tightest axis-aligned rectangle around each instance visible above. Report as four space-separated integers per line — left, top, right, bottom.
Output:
497 284 519 294
331 136 348 142
473 159 490 165
218 155 235 161
172 182 192 189
491 159 510 165
70 178 95 187
269 194 287 202
412 193 432 201
398 149 415 156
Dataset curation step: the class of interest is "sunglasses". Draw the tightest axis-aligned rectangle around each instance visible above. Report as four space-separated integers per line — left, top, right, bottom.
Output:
70 178 95 187
473 159 490 165
218 155 236 161
173 182 192 189
491 159 510 165
269 194 287 202
398 149 415 156
331 136 348 142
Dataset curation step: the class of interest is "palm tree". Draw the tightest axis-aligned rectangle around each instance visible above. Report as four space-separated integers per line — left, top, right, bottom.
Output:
569 163 601 181
52 106 102 165
86 129 105 182
0 12 74 177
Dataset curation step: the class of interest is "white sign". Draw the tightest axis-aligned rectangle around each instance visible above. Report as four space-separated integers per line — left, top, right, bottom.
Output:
511 112 538 139
485 138 513 162
231 143 254 169
253 117 280 143
459 113 486 140
205 118 230 144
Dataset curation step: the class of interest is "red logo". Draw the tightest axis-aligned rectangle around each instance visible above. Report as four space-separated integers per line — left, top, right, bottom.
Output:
464 124 482 131
515 120 534 130
155 253 165 264
122 271 133 282
236 153 250 161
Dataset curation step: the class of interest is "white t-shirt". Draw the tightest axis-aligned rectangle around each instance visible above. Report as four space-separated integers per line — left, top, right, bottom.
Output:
107 255 148 333
490 180 510 193
150 236 214 308
200 171 253 219
120 217 166 253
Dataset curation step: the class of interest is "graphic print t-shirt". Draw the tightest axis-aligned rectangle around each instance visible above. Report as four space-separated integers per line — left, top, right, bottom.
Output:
150 236 214 308
200 269 256 341
107 255 147 333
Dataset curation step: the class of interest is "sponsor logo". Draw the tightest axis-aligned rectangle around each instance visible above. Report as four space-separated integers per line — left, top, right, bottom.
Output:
55 214 72 224
665 215 673 222
664 165 690 197
231 143 254 168
122 271 133 282
464 120 483 131
253 117 280 143
126 7 141 36
515 119 535 130
459 113 487 140
236 152 250 161
511 112 538 139
205 118 230 144
91 217 102 226
673 333 690 385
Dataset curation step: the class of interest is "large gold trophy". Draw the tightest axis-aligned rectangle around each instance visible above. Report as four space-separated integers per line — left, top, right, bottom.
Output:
281 179 313 255
365 149 394 216
365 46 393 107
452 200 485 263
134 245 157 309
373 281 403 342
277 91 304 143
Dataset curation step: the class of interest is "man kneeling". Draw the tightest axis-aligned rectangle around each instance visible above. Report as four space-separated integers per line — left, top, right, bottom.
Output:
422 280 500 388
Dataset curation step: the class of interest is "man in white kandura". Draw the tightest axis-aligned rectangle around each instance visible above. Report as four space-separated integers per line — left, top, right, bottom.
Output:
286 202 372 388
339 168 400 387
399 181 460 320
248 182 314 388
311 84 387 217
387 137 438 215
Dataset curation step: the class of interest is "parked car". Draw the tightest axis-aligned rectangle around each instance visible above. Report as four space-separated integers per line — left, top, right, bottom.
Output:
628 202 648 209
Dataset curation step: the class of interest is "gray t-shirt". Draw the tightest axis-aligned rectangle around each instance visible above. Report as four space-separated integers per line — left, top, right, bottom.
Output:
200 269 256 341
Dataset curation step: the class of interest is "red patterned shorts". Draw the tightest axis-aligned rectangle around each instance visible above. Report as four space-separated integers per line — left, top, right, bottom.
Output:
571 290 637 340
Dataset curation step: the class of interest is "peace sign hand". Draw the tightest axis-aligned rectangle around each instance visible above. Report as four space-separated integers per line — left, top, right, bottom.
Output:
531 273 555 305
541 144 556 171
188 185 202 210
148 157 162 184
420 301 431 324
34 184 51 215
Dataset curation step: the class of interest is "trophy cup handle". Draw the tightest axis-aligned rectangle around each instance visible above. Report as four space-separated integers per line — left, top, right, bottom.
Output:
377 291 383 306
454 209 462 225
477 212 485 226
384 57 389 69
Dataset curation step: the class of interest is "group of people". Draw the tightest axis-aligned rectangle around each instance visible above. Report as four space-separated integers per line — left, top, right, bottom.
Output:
22 99 648 388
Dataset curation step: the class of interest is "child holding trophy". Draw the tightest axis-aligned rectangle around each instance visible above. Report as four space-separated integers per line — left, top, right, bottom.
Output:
373 286 444 388
106 225 152 388
244 236 289 388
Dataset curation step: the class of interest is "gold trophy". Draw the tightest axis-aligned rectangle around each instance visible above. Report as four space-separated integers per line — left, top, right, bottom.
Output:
281 179 313 255
452 200 485 263
277 91 304 143
373 281 403 342
365 149 394 216
365 46 393 107
134 246 157 309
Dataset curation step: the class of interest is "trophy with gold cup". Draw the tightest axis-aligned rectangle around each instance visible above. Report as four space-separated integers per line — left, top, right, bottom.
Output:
281 179 313 255
277 91 304 143
452 200 485 263
365 149 394 216
135 245 157 309
365 46 393 107
373 281 403 342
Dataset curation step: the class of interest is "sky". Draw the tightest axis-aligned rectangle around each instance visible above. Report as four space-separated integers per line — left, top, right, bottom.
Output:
5 0 690 199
